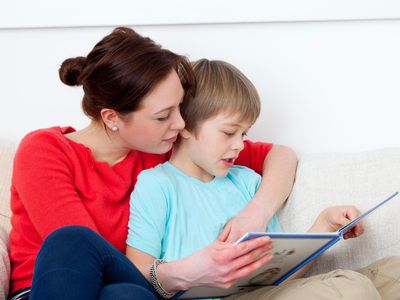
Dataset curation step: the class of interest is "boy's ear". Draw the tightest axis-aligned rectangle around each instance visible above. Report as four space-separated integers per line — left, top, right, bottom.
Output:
180 128 192 139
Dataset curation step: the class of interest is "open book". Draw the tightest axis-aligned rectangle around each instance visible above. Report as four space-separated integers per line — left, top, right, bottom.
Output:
179 191 399 299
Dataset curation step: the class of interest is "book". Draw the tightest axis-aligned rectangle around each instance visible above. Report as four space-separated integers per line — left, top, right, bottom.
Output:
179 191 399 299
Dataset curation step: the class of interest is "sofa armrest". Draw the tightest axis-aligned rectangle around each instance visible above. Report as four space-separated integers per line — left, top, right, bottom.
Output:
278 148 400 276
0 226 10 299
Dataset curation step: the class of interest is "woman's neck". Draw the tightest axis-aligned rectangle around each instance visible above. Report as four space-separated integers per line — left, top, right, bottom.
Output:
65 121 130 167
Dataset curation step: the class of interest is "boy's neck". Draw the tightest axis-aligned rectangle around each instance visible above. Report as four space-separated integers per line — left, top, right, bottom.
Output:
169 144 215 183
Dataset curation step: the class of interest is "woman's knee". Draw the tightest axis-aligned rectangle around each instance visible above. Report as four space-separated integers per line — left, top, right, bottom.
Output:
36 226 101 265
44 225 98 245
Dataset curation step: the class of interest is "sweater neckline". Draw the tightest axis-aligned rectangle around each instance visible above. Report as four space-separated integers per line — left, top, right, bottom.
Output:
57 126 133 169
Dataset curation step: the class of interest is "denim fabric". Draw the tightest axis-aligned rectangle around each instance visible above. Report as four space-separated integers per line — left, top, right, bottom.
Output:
29 226 158 300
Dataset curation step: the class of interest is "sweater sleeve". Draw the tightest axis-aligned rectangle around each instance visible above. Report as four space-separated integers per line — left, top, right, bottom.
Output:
12 131 99 240
235 140 273 175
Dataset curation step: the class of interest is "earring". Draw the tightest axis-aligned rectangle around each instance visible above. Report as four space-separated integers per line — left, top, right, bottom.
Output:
111 125 118 132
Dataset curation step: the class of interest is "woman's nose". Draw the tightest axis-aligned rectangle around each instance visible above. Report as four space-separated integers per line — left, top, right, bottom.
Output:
170 111 185 131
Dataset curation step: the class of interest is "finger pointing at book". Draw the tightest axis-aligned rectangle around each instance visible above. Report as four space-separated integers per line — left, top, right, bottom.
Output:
309 205 365 238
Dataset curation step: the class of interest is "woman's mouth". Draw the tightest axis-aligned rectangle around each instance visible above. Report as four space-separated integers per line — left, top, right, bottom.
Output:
164 135 178 143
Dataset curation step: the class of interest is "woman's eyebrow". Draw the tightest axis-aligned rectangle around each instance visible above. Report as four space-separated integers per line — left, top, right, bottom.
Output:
154 106 173 114
153 98 184 114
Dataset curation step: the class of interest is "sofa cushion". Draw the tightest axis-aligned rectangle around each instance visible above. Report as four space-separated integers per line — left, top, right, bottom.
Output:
0 226 10 299
0 139 16 233
0 139 16 300
278 148 400 276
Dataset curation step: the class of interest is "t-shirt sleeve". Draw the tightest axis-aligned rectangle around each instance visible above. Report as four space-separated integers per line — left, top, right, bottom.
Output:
127 170 168 258
235 140 273 175
12 131 99 240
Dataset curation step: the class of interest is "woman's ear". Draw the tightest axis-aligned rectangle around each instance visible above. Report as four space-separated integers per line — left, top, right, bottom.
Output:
100 108 120 131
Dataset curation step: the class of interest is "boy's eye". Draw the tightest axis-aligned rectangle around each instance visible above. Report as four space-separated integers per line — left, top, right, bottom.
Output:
242 132 248 137
157 115 170 121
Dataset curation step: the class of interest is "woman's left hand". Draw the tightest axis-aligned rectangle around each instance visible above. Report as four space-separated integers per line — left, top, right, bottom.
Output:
219 200 269 243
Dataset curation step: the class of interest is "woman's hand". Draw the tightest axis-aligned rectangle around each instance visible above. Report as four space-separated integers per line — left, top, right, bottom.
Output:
309 205 365 239
157 236 274 292
219 200 269 243
222 145 297 243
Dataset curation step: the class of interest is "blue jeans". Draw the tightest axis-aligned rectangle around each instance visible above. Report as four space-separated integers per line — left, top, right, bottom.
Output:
30 226 159 299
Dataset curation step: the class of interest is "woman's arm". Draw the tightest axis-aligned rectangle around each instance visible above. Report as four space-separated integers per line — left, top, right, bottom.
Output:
13 131 99 239
224 144 298 242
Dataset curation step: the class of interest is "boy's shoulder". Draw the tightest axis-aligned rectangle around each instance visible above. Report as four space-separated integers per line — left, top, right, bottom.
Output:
226 165 261 197
228 165 259 177
137 162 180 187
227 165 261 185
138 161 169 178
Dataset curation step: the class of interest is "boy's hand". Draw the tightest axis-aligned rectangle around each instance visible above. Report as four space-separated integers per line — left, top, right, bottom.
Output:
309 205 365 239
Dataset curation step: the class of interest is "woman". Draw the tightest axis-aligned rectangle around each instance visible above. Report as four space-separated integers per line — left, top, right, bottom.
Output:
8 27 297 299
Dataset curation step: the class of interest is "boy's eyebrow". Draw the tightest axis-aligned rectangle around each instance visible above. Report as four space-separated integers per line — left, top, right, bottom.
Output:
222 122 253 131
222 122 243 127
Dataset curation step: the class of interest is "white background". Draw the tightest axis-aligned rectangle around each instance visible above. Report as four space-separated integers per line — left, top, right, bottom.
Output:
1 1 400 155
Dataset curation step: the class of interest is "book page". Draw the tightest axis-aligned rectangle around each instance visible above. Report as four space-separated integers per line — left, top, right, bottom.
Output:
180 234 338 299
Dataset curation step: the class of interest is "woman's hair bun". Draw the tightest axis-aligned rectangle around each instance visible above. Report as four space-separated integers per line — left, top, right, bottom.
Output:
59 56 86 86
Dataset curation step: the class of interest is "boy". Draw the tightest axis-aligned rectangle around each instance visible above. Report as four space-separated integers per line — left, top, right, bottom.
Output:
127 58 281 262
126 59 395 299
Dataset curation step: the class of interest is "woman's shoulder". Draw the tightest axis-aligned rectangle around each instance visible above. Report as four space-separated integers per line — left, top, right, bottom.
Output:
16 126 75 157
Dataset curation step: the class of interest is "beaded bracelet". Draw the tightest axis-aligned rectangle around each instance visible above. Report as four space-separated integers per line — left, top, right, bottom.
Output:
149 259 176 299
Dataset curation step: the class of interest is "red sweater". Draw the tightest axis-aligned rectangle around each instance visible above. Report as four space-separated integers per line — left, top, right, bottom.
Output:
9 126 273 292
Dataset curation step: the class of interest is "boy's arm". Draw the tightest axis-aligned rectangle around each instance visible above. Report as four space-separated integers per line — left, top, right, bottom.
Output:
126 245 155 280
225 144 297 242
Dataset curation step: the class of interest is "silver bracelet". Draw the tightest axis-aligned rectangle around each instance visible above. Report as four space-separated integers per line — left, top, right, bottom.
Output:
149 259 176 299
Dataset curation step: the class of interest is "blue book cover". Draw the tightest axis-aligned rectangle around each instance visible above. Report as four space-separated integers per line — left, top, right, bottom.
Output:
179 191 398 299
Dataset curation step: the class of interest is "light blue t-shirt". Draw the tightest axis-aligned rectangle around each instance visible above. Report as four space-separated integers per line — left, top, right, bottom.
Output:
127 162 282 261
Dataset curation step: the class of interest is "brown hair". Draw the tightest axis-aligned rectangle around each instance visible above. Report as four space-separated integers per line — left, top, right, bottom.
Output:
181 59 261 135
59 27 195 120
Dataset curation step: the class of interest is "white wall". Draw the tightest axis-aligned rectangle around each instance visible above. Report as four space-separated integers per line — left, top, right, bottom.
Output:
1 19 400 155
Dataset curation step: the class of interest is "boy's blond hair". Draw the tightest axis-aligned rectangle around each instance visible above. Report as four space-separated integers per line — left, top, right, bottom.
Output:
181 59 261 135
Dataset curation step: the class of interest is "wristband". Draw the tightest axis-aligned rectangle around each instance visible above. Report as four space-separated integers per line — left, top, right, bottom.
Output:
149 259 176 299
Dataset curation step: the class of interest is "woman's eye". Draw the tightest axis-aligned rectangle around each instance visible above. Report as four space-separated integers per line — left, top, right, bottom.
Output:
223 132 235 136
157 115 170 121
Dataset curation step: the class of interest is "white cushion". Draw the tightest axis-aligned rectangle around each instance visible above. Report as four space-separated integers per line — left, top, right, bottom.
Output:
0 227 10 299
0 139 16 233
278 148 400 276
0 139 16 300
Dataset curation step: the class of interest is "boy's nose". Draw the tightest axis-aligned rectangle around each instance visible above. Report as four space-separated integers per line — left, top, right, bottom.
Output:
233 138 245 151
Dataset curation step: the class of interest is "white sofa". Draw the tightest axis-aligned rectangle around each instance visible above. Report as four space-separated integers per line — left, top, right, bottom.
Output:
0 139 399 299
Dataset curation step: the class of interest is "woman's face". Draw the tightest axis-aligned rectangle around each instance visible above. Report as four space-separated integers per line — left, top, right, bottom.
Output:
117 70 186 154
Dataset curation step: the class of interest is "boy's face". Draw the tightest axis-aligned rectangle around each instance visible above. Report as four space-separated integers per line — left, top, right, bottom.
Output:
178 112 252 182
